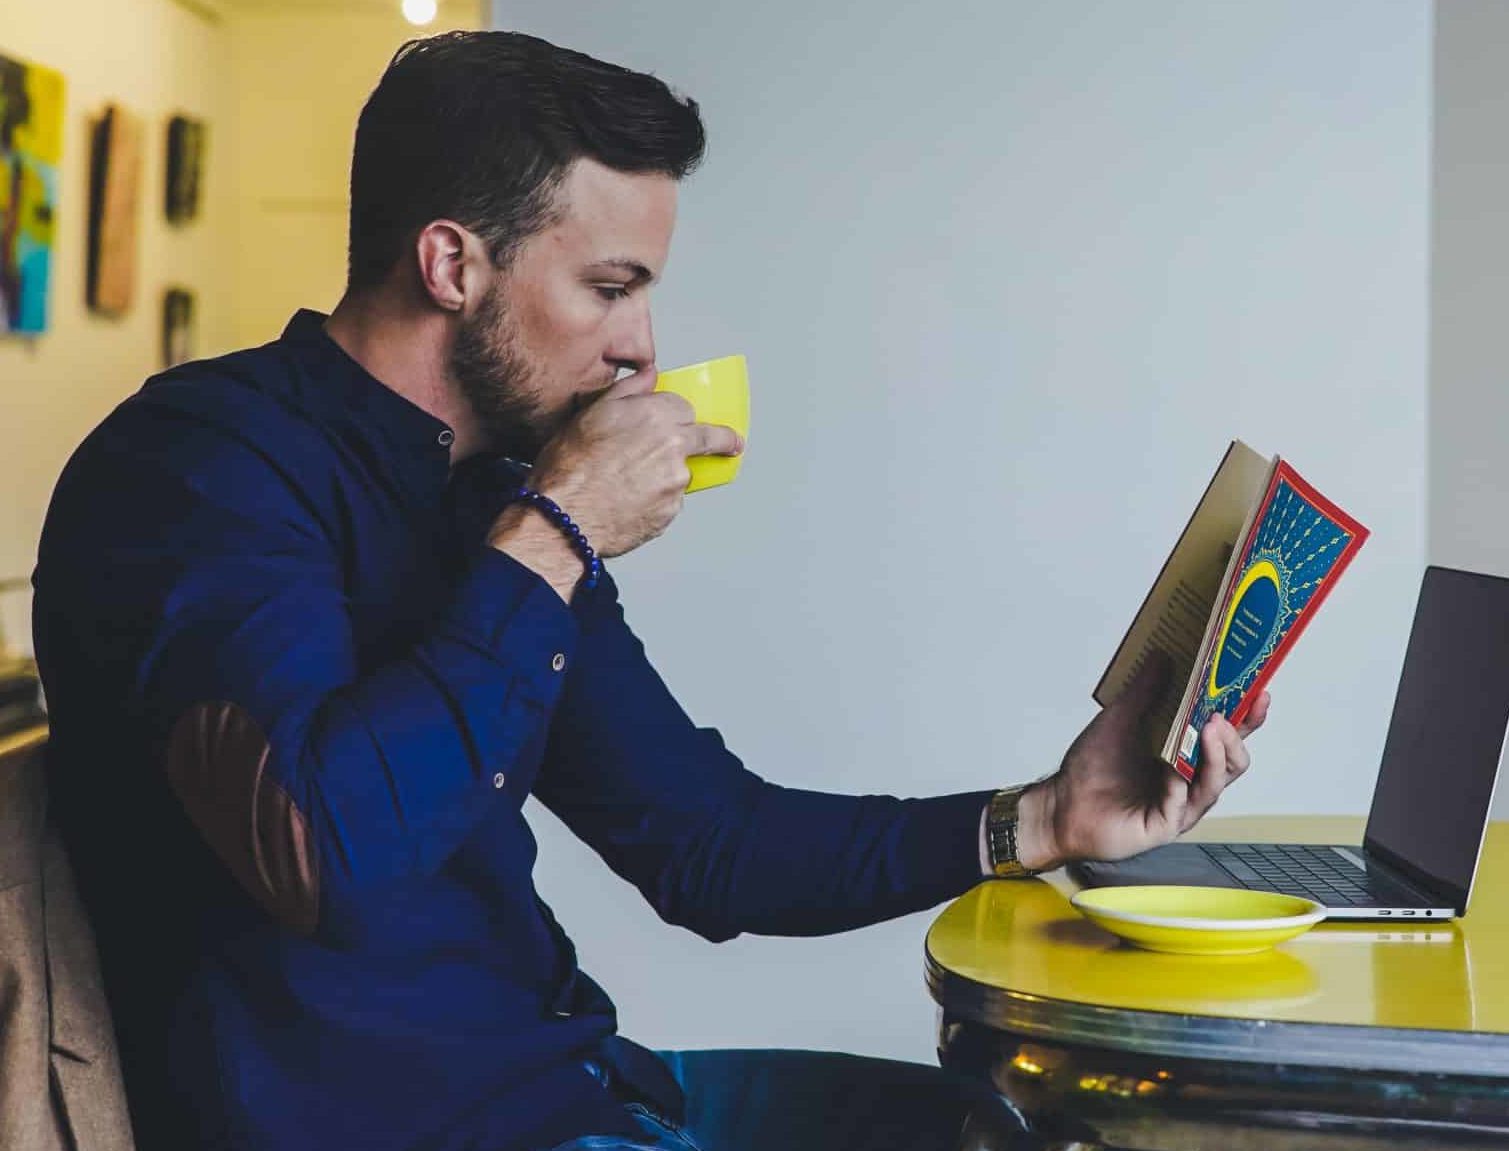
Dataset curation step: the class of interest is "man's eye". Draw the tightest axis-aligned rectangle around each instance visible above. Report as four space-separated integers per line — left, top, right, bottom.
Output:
594 285 629 302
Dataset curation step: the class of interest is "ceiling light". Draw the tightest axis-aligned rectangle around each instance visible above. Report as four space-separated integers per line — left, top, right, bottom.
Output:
402 0 438 25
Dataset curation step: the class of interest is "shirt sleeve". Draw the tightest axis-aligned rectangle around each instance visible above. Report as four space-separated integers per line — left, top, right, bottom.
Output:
535 573 993 942
34 398 575 943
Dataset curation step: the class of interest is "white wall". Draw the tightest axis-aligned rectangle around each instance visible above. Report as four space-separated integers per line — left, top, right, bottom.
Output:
1429 1 1509 817
493 0 1431 1061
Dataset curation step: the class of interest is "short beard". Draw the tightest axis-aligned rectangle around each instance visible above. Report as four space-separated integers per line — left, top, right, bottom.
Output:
448 282 554 462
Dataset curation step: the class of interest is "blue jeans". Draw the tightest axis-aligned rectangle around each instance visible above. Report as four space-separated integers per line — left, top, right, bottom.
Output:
548 1048 1029 1151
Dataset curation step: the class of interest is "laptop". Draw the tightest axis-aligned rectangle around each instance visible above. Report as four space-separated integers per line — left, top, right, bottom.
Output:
1071 565 1509 921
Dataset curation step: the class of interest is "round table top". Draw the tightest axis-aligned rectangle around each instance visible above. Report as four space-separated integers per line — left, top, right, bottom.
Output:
925 815 1509 1075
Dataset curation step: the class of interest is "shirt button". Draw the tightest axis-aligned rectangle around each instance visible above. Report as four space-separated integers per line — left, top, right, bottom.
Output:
493 772 506 789
437 429 455 447
551 653 566 672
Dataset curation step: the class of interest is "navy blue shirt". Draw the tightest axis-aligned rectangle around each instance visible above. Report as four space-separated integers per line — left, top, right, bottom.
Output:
32 311 993 1151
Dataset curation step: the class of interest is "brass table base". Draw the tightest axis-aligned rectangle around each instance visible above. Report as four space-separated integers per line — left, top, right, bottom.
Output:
938 1012 1509 1150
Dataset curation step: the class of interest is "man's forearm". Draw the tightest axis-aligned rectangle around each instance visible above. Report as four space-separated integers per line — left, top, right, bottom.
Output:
142 546 579 943
489 503 586 603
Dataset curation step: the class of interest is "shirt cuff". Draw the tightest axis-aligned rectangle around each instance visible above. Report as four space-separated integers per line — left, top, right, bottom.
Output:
895 789 1000 906
443 546 581 707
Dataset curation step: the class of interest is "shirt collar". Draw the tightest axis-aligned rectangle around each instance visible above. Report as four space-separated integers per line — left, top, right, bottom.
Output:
278 310 536 528
278 309 457 465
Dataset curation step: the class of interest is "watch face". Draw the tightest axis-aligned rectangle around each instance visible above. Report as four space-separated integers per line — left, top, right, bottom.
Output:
988 811 1016 863
991 824 1016 864
987 787 1035 876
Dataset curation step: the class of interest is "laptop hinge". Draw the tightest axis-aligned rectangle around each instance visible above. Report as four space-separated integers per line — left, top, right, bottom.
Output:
1358 837 1467 912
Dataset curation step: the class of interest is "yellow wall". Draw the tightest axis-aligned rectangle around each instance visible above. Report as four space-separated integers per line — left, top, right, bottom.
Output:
0 0 483 652
0 0 230 650
225 0 484 349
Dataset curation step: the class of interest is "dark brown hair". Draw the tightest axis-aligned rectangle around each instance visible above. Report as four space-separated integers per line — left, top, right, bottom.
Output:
347 30 705 291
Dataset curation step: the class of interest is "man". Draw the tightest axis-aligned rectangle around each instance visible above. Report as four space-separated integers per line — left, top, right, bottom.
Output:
31 30 1265 1151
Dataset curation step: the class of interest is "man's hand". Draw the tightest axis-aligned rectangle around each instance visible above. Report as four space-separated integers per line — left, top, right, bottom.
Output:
523 366 743 558
1015 657 1271 871
487 367 743 598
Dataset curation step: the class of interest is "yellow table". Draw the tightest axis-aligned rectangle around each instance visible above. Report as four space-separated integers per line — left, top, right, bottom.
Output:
925 816 1509 1150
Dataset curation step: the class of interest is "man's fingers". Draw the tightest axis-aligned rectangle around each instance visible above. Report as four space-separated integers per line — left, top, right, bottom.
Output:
1236 691 1271 739
607 382 744 458
1218 715 1252 777
685 422 745 457
1181 714 1250 831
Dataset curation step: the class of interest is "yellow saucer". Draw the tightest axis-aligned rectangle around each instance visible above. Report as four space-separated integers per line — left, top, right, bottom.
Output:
1069 885 1326 956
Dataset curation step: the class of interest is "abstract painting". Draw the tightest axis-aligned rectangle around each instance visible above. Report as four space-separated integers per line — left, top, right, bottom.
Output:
0 50 64 335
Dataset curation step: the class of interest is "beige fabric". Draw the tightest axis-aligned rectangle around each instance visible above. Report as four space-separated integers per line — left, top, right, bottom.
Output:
0 739 136 1151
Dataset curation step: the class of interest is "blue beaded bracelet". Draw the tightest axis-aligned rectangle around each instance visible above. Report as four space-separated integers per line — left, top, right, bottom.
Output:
510 487 602 590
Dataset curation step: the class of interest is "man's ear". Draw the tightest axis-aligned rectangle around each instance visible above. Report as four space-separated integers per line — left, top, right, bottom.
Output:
415 220 487 314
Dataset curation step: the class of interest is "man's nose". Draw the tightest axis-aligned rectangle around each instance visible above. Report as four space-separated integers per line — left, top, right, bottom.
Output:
608 298 656 375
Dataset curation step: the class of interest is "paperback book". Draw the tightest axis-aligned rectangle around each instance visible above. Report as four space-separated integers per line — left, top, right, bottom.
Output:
1095 441 1368 780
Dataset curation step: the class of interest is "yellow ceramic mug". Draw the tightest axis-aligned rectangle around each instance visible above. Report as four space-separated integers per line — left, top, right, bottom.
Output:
653 354 750 493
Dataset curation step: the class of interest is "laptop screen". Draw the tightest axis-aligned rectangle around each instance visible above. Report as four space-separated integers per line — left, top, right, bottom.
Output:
1364 566 1509 904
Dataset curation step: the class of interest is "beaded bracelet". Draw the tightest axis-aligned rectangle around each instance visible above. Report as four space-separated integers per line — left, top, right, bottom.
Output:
510 487 602 590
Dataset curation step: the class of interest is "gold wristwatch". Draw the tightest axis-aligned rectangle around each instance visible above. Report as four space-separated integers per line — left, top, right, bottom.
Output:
986 784 1040 878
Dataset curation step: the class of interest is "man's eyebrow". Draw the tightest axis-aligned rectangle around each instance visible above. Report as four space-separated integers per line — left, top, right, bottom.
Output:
589 258 657 285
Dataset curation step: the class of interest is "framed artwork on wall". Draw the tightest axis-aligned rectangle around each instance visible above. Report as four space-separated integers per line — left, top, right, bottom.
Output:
0 49 65 336
165 114 206 224
162 287 195 368
86 102 144 317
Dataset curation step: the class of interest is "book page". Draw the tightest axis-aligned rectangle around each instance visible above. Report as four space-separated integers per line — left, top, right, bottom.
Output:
1095 441 1273 754
1163 487 1266 767
1135 544 1234 749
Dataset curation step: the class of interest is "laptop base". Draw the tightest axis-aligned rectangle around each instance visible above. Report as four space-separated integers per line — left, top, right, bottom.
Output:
1069 842 1456 920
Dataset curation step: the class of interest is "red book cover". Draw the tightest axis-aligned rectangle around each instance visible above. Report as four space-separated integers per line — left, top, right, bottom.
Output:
1173 460 1368 780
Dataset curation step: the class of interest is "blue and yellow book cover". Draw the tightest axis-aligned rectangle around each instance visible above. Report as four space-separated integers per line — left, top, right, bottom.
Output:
1175 460 1368 778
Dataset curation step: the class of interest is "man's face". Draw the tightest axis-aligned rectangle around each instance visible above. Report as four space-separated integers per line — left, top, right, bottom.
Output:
449 157 677 461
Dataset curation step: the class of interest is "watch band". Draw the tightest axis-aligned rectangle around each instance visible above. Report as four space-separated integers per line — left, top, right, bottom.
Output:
986 784 1039 878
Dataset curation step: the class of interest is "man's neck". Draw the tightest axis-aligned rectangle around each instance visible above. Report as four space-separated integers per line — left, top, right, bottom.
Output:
324 291 482 461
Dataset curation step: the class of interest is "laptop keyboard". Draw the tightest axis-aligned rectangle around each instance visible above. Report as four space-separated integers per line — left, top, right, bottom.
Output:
1201 843 1397 907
